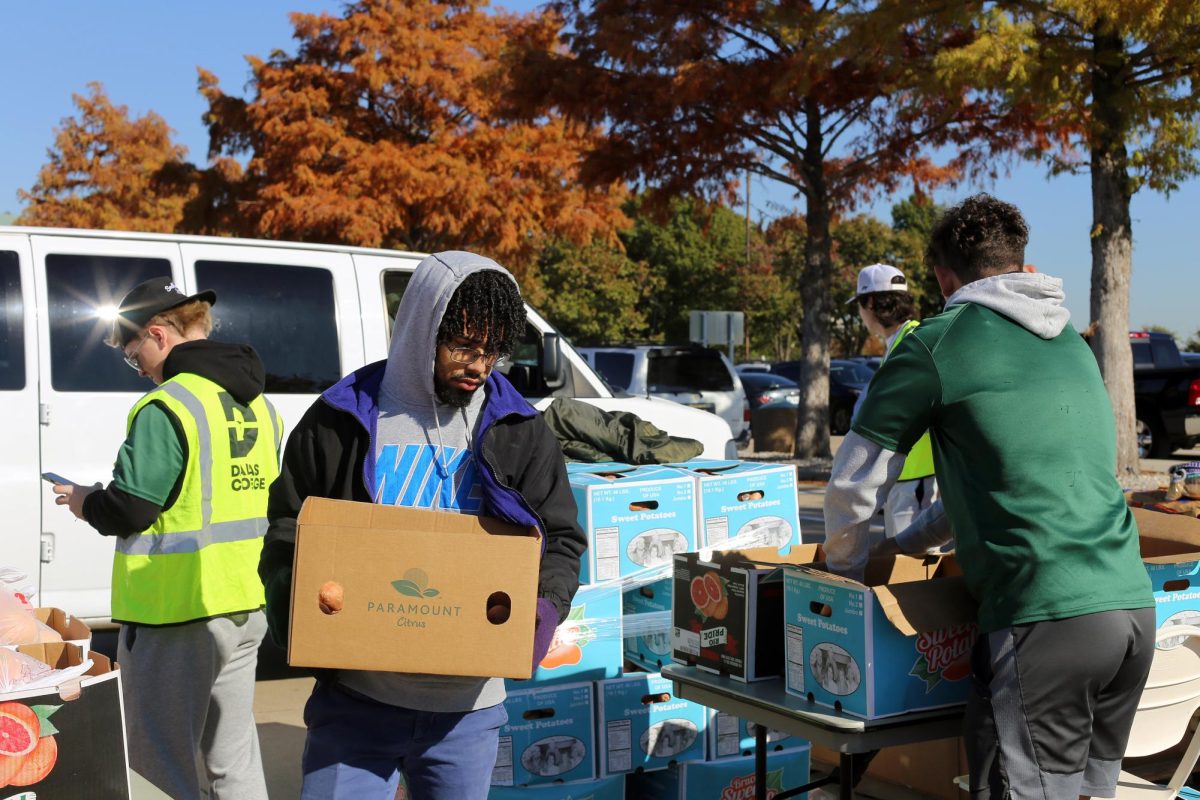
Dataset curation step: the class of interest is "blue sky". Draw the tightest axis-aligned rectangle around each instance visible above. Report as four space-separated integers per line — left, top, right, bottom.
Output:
3 1 1197 340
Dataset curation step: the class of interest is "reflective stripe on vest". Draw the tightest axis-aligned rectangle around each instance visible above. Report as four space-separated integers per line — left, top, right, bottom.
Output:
888 320 936 481
111 374 282 624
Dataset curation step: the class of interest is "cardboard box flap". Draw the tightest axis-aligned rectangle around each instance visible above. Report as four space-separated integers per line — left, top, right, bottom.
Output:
34 607 92 643
1136 507 1200 562
792 554 940 589
297 496 539 540
16 641 86 670
874 576 978 636
692 544 824 571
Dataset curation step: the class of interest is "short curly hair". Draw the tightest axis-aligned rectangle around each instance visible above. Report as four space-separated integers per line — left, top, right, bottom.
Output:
926 194 1028 283
437 270 526 356
858 290 916 328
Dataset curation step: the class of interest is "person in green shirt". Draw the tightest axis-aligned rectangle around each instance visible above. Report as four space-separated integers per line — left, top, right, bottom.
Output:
824 194 1155 800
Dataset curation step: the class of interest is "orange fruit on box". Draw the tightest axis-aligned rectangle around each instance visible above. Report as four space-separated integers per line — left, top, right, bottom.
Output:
10 734 56 786
540 643 583 670
0 705 38 758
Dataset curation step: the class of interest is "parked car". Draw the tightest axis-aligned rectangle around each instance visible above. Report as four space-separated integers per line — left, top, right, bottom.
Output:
0 227 737 625
769 358 875 434
739 371 801 410
1126 331 1200 458
735 361 773 374
578 345 750 443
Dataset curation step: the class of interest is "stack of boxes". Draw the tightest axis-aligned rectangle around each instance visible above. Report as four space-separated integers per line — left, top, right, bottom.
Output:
488 459 809 799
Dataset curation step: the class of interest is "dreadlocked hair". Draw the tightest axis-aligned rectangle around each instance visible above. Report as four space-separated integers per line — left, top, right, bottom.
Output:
438 270 526 356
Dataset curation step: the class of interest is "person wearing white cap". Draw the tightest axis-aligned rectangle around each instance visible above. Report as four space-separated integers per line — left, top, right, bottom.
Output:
847 264 939 543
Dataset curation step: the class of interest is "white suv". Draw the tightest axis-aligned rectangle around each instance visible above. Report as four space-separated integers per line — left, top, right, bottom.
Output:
578 345 750 443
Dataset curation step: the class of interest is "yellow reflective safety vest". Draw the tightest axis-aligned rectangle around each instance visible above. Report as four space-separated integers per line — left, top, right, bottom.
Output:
111 372 283 625
889 319 936 481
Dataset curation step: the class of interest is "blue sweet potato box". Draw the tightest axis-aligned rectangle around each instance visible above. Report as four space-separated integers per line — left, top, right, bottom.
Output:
622 577 673 672
487 774 625 800
666 460 801 553
492 681 597 787
782 557 977 719
707 709 804 760
597 672 708 775
632 745 812 800
508 582 624 690
1136 508 1200 647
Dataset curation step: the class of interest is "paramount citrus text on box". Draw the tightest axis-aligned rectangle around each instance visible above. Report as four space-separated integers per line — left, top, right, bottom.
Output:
289 497 542 679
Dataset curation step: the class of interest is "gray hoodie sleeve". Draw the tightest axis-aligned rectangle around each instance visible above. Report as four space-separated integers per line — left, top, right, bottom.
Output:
894 499 954 554
823 431 905 581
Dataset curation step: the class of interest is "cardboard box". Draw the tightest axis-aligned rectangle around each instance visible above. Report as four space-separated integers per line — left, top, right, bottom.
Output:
1 608 92 651
487 774 625 800
597 672 708 775
707 710 804 760
783 556 977 719
672 545 823 682
0 644 129 799
667 460 802 552
569 465 698 584
1137 508 1200 643
632 745 811 799
492 681 596 787
289 497 542 678
509 583 624 690
622 578 673 672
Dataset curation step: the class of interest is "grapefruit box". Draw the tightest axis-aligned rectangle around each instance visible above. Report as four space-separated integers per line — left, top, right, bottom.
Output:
597 672 708 776
508 582 624 690
568 465 697 584
492 681 596 787
671 545 823 682
632 745 811 800
0 643 130 799
622 577 673 671
487 774 625 800
667 460 801 552
707 710 803 760
783 556 977 719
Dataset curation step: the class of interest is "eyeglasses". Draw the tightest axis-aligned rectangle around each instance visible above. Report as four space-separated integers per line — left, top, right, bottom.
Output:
445 344 508 368
123 332 151 371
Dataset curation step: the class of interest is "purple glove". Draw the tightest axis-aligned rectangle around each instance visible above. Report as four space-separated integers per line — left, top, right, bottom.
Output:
531 597 559 673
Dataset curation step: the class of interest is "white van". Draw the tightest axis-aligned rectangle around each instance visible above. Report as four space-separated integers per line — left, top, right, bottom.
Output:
0 227 736 625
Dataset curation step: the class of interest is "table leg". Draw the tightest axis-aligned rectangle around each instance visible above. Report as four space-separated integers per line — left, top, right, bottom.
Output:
756 723 767 800
840 753 854 800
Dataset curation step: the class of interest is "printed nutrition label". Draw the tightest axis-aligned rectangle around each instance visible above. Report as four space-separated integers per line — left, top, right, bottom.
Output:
705 516 729 546
716 711 740 757
595 526 621 581
492 736 514 785
606 719 632 773
786 623 806 694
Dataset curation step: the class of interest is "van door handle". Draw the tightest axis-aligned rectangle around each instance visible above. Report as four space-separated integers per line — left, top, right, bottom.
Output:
40 403 50 426
40 533 56 563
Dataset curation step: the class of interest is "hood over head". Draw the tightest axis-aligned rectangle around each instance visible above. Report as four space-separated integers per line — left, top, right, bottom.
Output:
380 251 522 408
945 271 1071 339
162 339 266 403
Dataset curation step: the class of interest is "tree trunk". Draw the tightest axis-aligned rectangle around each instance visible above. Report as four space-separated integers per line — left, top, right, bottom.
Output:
1089 29 1139 479
793 103 833 459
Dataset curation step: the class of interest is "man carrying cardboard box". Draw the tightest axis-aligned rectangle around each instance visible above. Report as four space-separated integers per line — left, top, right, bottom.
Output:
823 194 1155 800
259 251 586 800
52 279 281 800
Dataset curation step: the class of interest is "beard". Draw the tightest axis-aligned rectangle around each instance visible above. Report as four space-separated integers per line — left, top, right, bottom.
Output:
434 373 481 408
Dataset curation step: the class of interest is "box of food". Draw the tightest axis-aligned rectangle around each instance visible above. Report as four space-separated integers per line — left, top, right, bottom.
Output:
631 745 811 800
1137 508 1200 644
783 556 977 719
492 682 596 787
667 460 801 552
487 774 625 800
510 583 624 690
622 578 673 672
289 497 542 678
707 710 803 760
597 672 708 775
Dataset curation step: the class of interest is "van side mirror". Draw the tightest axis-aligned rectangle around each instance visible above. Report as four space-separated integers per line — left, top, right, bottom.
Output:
542 332 565 390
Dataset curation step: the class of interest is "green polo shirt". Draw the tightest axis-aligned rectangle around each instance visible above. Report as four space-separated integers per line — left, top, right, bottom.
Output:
852 301 1152 632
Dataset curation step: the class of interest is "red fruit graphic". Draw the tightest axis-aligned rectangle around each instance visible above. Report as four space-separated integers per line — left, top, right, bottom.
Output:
703 573 724 606
690 577 715 616
943 654 971 682
0 704 37 758
10 733 57 786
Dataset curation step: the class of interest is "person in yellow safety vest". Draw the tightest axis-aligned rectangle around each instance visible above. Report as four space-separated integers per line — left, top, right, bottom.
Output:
52 279 281 800
848 264 940 542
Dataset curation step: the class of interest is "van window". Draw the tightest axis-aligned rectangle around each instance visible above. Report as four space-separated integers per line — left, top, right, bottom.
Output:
0 252 23 390
195 261 341 393
592 352 634 391
383 270 412 336
647 349 734 392
46 254 172 392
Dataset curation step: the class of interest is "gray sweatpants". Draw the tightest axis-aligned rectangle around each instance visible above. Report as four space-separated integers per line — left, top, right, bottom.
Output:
117 610 268 800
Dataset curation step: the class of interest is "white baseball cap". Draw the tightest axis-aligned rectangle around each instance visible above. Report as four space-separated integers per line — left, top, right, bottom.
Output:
848 263 908 304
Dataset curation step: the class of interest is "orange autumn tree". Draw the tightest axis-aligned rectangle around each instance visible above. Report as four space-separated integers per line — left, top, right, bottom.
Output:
17 83 195 232
509 1 1030 457
196 0 628 274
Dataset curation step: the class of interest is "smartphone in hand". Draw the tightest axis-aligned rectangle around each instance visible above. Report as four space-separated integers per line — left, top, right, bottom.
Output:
41 472 73 485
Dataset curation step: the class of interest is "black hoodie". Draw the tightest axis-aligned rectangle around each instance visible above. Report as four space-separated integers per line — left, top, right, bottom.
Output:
83 339 268 536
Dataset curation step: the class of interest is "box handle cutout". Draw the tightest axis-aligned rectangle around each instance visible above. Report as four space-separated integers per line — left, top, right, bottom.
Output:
737 490 765 502
523 708 556 720
629 500 659 511
641 692 671 706
1165 579 1190 592
809 601 833 617
487 591 511 625
639 585 656 599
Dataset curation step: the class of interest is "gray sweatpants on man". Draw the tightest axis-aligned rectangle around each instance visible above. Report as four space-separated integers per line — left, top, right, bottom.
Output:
117 609 268 800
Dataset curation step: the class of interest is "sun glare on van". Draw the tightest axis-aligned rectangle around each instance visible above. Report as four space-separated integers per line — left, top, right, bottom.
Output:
95 304 119 322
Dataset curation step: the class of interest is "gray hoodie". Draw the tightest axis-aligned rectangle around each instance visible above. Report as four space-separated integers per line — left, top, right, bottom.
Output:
340 251 520 711
823 272 1072 578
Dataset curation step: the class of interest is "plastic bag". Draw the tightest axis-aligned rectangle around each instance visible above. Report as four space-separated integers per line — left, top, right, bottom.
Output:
0 647 53 693
0 567 37 609
0 589 61 646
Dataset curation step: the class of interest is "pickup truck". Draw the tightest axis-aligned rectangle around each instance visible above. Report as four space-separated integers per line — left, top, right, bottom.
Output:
1129 332 1200 458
